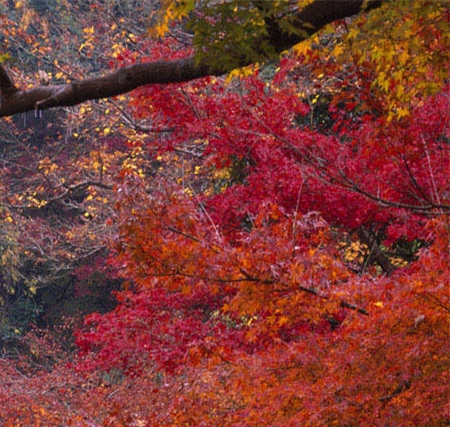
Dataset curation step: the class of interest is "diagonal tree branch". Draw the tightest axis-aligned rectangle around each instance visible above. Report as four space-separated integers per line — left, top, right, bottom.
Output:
0 58 211 117
0 0 384 118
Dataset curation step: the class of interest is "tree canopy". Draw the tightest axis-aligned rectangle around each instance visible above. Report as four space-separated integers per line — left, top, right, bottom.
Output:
0 0 385 116
0 0 449 426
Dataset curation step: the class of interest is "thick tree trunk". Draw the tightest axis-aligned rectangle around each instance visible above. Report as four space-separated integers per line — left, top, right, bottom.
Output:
0 0 383 118
0 58 211 116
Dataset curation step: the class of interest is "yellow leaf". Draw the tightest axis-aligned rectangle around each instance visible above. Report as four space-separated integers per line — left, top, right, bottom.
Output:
293 40 312 56
83 26 95 35
396 108 410 119
347 27 359 40
332 43 344 57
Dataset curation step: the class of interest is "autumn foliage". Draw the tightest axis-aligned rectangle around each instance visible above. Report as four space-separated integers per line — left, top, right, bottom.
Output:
1 1 449 426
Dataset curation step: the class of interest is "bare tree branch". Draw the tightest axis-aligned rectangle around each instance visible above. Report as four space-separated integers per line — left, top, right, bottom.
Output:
358 226 396 275
0 0 384 118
